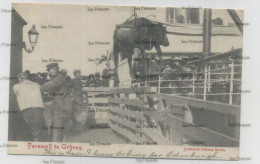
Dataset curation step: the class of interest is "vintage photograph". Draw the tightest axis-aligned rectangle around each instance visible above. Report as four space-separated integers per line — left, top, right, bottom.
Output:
8 3 243 160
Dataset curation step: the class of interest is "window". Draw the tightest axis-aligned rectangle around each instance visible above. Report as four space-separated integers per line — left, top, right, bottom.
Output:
212 18 223 25
166 8 174 23
176 15 185 23
189 9 200 24
165 8 200 24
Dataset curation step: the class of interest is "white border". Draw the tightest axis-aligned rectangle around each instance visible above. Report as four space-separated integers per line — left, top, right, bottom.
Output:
0 0 259 164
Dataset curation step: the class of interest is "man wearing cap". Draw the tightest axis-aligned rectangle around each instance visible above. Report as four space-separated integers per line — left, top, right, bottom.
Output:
150 57 161 82
60 69 72 84
70 69 89 131
35 72 44 85
86 73 96 88
102 62 114 87
13 72 48 141
94 72 103 87
71 70 84 104
25 70 32 81
40 63 72 142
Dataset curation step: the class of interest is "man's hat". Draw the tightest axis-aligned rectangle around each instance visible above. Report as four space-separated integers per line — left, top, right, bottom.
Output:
73 69 81 75
17 72 28 78
60 69 67 74
94 72 100 76
60 69 67 76
46 63 59 71
171 56 182 61
88 73 95 79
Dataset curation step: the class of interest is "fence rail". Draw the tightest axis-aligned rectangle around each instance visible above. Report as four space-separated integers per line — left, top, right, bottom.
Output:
83 86 240 147
81 48 242 146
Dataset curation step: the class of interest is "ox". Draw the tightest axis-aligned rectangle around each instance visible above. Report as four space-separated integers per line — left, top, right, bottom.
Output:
113 17 169 76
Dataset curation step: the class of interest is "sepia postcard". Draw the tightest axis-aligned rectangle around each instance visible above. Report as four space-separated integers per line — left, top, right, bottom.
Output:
8 3 243 160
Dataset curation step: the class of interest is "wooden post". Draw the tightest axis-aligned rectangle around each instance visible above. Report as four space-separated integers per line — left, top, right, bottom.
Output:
173 9 176 23
203 9 212 55
192 75 195 94
92 95 95 108
158 75 161 93
149 37 152 82
227 9 243 34
202 9 212 101
203 65 208 100
208 65 211 92
229 59 234 104
187 9 190 24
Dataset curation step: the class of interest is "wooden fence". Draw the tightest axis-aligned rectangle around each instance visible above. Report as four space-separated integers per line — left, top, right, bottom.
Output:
83 86 240 147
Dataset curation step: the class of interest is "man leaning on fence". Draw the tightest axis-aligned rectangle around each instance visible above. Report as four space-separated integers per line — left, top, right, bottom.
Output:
13 72 48 141
40 63 72 142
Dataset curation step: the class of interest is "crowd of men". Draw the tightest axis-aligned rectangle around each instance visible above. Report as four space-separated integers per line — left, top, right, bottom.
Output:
12 58 240 142
132 56 241 104
26 62 116 88
132 57 192 83
13 62 115 142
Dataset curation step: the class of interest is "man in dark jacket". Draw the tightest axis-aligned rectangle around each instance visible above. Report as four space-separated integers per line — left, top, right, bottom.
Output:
94 72 103 87
102 62 114 87
71 70 84 106
40 63 72 142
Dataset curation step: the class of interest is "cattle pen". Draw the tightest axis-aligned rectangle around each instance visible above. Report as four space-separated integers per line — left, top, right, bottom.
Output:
68 8 243 147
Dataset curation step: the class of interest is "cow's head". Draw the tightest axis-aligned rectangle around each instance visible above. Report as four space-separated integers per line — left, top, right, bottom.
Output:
155 23 169 47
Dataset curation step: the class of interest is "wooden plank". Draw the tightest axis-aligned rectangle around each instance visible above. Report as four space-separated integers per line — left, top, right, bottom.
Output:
108 98 156 112
90 106 110 111
83 87 110 92
142 109 238 146
109 97 144 107
88 98 108 104
143 128 173 145
109 114 137 130
87 92 112 96
149 93 240 119
160 22 241 36
142 110 163 123
227 9 243 34
208 61 232 64
187 48 242 64
109 87 150 94
110 125 138 143
164 114 239 146
109 107 144 121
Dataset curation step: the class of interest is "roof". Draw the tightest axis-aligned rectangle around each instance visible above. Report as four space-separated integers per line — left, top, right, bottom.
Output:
164 23 241 36
187 48 242 65
148 23 243 55
12 8 27 26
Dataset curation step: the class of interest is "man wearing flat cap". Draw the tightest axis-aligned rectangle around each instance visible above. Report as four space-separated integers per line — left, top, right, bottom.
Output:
13 72 48 141
102 62 114 87
40 63 72 142
94 72 103 87
71 69 84 105
70 69 88 130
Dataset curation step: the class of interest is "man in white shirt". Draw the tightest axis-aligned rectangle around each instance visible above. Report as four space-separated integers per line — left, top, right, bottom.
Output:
13 72 48 141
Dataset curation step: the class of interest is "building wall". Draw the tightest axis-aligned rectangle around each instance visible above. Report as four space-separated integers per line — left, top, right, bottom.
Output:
135 7 243 54
10 13 24 83
9 10 28 141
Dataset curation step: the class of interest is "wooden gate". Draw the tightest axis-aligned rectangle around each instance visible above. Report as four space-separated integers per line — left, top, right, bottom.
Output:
108 87 240 146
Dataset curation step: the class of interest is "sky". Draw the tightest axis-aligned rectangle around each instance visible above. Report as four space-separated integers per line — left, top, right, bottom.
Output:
13 3 243 77
13 3 133 77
